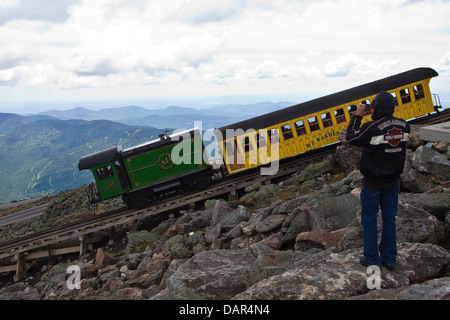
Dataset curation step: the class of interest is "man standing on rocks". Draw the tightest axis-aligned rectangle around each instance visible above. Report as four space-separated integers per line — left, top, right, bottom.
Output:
346 91 410 270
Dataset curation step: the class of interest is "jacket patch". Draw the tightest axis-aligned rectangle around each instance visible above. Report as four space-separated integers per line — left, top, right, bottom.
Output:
370 128 408 147
384 128 404 147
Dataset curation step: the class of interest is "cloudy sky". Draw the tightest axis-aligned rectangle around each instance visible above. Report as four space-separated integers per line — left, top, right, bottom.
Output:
1 0 449 113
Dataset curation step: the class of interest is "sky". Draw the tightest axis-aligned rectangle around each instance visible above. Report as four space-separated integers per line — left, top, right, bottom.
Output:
0 0 450 114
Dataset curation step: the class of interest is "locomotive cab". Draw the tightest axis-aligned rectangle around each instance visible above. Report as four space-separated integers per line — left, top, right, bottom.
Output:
78 146 131 203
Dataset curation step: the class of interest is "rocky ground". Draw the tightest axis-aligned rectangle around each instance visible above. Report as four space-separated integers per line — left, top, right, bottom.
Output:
0 125 449 300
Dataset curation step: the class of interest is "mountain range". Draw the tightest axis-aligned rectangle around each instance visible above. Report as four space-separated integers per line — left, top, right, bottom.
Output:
34 102 292 130
0 101 294 203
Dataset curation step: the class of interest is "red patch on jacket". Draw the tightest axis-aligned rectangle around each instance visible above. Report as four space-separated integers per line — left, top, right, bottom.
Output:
384 128 404 147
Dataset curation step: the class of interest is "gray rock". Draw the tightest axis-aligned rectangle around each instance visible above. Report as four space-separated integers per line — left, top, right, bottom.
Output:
396 203 446 244
219 205 251 231
204 223 221 243
240 184 281 208
305 192 360 232
412 146 450 178
348 277 450 300
401 168 428 193
210 199 233 227
399 191 450 220
125 230 159 255
281 207 311 244
191 209 212 228
234 243 450 300
165 249 257 299
296 155 336 183
255 214 286 233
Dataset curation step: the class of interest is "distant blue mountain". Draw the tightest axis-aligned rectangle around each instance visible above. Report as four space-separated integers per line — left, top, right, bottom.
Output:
35 102 294 130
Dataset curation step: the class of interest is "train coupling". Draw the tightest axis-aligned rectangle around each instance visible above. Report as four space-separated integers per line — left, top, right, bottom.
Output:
85 182 102 205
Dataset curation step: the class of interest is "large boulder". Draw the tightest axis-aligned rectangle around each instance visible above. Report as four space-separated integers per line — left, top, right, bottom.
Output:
396 203 446 244
399 191 450 220
303 192 361 232
348 277 450 300
296 155 336 183
219 205 252 231
412 146 450 179
234 243 450 300
240 184 281 208
163 249 257 300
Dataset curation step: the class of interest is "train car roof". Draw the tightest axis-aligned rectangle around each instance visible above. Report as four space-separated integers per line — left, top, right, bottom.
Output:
215 67 438 140
78 146 120 171
121 127 200 158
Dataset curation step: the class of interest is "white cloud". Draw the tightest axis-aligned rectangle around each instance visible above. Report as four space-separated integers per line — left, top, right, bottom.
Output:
437 51 450 73
0 0 79 25
0 0 450 107
0 0 20 7
324 53 401 78
174 0 246 24
0 44 32 70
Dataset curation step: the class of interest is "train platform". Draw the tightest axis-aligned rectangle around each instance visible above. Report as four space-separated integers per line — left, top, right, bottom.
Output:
419 121 450 143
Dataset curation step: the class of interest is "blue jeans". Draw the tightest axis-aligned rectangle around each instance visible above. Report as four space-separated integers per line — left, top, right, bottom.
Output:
360 186 399 266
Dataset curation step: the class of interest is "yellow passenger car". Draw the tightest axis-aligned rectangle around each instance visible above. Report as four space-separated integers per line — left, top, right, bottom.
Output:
215 67 439 175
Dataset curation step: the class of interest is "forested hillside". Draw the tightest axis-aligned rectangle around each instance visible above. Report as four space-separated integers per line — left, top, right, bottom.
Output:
0 113 161 203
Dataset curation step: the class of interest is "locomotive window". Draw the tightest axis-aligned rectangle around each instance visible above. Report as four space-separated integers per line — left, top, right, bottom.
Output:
390 92 399 106
334 108 346 123
115 160 129 190
321 112 333 128
400 88 411 104
347 104 357 117
96 165 114 180
281 124 293 140
414 84 424 100
308 116 320 132
295 120 306 136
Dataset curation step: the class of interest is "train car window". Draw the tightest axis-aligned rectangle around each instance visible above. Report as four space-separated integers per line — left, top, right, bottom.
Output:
308 116 320 132
281 124 293 140
241 136 253 153
390 92 399 106
225 140 234 158
400 88 411 104
295 120 306 136
256 132 267 148
96 165 114 180
334 108 346 124
321 112 333 128
413 84 425 100
267 128 279 143
347 104 357 117
226 138 246 170
225 139 240 161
